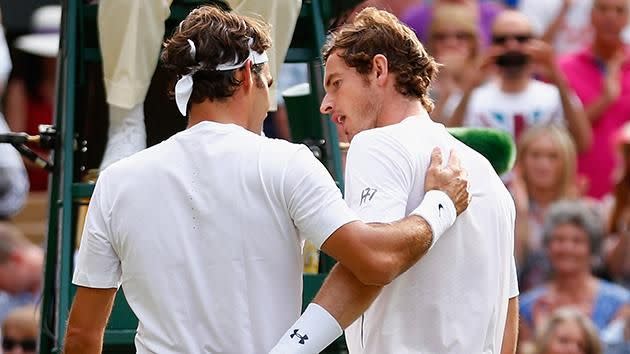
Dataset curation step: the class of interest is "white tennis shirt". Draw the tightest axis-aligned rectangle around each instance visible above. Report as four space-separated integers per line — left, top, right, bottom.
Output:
344 113 519 353
73 121 358 353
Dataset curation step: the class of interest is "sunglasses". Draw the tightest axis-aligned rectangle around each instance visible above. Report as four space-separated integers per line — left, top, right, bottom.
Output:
432 31 473 42
2 338 37 351
492 34 532 45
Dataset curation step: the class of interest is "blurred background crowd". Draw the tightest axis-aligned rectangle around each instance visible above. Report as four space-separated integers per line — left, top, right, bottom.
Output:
1 0 630 353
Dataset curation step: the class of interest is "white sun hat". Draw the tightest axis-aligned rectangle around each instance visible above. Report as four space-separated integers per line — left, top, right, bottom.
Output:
14 5 61 58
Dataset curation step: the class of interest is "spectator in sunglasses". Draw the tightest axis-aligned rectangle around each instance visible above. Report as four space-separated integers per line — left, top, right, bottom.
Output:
1 305 38 354
448 10 591 158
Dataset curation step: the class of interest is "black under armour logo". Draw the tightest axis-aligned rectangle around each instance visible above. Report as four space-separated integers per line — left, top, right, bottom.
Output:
290 329 309 344
438 203 444 217
360 188 378 206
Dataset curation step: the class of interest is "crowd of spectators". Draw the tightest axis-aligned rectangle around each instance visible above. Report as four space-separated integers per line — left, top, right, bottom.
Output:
391 0 630 352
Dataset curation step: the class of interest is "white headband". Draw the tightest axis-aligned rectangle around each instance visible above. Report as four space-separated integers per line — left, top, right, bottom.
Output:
174 38 269 116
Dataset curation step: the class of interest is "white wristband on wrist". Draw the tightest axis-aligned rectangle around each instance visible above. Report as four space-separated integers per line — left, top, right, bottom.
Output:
411 190 457 249
268 303 342 354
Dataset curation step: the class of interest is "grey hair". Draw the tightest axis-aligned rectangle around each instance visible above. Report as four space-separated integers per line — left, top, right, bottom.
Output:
542 199 604 255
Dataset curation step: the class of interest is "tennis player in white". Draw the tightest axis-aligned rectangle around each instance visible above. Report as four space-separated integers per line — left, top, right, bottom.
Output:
272 7 519 354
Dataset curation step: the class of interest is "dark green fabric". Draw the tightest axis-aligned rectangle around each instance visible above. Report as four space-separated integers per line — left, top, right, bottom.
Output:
447 127 516 176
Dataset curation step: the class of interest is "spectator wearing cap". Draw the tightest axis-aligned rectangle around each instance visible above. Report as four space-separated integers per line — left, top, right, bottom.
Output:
559 0 630 200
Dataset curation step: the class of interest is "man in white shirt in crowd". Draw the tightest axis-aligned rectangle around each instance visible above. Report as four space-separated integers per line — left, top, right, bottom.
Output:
272 7 519 354
448 10 592 153
62 6 471 354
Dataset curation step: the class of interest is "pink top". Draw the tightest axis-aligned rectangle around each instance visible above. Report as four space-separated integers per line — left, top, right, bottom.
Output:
559 46 630 199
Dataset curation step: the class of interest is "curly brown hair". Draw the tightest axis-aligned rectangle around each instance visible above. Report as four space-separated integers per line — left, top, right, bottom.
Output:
322 7 439 112
161 5 272 110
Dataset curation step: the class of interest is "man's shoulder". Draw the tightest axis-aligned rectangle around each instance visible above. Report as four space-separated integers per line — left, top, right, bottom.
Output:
262 137 305 154
349 120 424 157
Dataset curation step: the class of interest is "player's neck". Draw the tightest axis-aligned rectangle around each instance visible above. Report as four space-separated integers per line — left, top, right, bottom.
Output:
187 98 249 129
376 98 426 127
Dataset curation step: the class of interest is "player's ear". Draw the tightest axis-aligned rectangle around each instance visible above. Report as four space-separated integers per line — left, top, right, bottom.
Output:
373 54 388 86
239 60 253 92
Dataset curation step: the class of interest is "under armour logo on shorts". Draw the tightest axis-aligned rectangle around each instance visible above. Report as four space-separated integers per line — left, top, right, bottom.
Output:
290 329 309 344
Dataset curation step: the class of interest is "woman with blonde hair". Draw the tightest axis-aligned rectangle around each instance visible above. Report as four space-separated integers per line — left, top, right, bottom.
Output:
426 4 482 123
530 307 602 354
511 124 579 291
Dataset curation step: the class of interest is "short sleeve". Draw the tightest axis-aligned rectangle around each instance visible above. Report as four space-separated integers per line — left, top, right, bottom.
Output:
284 146 359 249
344 130 414 223
72 171 122 289
509 255 519 298
505 193 519 298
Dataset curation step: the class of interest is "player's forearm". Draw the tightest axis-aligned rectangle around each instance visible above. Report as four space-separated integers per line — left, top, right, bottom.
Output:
366 216 433 282
313 263 383 328
325 191 455 286
63 329 104 354
324 218 432 286
270 264 382 354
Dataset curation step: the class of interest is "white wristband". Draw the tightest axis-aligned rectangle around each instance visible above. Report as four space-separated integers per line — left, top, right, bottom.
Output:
268 303 342 354
411 190 457 248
